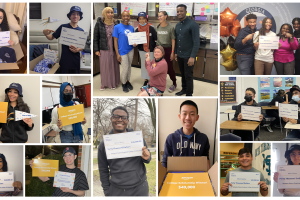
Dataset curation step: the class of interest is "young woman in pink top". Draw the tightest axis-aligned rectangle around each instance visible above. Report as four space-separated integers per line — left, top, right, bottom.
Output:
137 46 168 96
274 23 299 75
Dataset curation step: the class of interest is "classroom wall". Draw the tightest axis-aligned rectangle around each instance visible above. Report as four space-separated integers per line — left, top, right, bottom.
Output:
220 143 244 153
0 76 40 143
0 145 23 196
30 3 91 33
158 98 218 166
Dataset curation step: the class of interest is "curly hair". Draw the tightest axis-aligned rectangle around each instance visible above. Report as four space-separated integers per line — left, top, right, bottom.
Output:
277 23 294 44
4 95 30 112
0 8 9 32
246 13 257 21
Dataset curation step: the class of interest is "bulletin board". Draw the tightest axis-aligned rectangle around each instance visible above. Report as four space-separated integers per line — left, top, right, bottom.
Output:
121 3 147 16
194 2 218 16
258 77 295 102
159 3 193 17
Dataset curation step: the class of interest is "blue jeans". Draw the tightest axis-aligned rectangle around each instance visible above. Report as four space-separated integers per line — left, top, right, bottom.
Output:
60 130 82 143
236 54 254 75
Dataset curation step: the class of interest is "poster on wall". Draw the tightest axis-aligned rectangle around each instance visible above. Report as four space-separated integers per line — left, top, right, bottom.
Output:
253 143 271 189
121 3 147 16
258 77 295 102
220 81 237 103
159 3 193 17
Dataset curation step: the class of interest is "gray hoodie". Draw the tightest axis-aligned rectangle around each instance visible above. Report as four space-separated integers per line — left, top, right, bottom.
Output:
98 128 151 195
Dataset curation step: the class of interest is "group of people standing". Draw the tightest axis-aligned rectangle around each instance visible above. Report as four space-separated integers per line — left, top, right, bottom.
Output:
235 14 300 75
94 4 199 96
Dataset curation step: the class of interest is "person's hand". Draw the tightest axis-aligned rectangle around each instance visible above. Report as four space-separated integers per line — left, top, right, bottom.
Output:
175 54 177 61
273 172 279 183
254 42 259 49
145 52 151 62
13 181 22 190
283 117 289 122
238 113 242 121
69 45 80 53
170 52 174 61
187 57 195 66
259 114 263 121
57 119 62 129
133 43 137 47
82 117 87 125
117 54 122 63
259 181 268 191
29 160 33 168
285 33 292 38
297 99 300 104
43 29 55 36
95 51 100 56
289 118 297 124
221 182 232 193
60 187 72 193
8 40 14 46
245 33 254 41
141 146 150 160
23 118 33 128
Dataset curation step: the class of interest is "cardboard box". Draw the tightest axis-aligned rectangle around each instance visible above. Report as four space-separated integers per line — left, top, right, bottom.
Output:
0 43 24 70
29 54 60 74
158 157 218 197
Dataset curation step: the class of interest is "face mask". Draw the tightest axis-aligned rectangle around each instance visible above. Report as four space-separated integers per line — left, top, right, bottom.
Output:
244 95 252 102
292 95 300 102
63 93 73 102
139 23 147 26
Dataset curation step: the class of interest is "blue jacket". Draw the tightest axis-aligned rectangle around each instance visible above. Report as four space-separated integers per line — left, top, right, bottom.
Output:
162 127 210 168
234 25 256 54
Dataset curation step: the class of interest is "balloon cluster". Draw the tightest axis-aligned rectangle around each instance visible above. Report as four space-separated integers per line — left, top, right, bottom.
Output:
220 7 240 71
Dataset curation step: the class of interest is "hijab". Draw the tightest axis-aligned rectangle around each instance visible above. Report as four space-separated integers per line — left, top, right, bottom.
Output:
102 7 114 26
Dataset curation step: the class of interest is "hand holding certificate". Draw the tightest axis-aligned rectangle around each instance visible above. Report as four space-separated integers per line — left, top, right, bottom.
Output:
279 103 298 119
0 172 14 192
59 27 88 49
0 31 10 47
277 165 300 189
127 32 147 45
103 131 144 159
229 172 260 192
241 106 261 121
53 171 75 189
259 36 279 49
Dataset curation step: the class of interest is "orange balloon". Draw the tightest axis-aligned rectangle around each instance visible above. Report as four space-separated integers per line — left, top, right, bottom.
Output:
230 19 241 37
220 25 230 37
220 7 237 26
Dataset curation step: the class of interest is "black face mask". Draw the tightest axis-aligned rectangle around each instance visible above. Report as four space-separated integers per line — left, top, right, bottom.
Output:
244 95 252 102
63 93 73 102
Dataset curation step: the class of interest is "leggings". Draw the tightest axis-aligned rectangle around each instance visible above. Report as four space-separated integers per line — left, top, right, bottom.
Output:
120 49 134 84
274 60 295 75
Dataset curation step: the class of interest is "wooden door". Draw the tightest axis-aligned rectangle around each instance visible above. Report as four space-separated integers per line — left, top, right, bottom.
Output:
85 84 91 107
74 86 87 108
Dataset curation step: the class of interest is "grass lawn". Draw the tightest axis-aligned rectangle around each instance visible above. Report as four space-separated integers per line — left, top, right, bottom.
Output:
151 152 156 155
93 158 98 164
146 159 156 196
94 170 100 181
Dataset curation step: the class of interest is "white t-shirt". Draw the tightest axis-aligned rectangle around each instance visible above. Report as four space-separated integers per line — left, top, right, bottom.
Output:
253 31 276 63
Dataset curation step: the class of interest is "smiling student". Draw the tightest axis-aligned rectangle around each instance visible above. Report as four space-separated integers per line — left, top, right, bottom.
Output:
221 147 268 196
0 8 14 46
0 83 34 143
42 6 85 74
162 100 210 169
293 18 300 75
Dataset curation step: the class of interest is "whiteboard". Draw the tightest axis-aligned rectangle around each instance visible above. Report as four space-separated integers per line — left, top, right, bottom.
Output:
194 2 215 16
42 87 53 110
159 3 193 17
51 88 60 106
121 3 147 16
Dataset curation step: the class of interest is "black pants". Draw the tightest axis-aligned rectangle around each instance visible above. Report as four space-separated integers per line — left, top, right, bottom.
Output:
295 59 300 75
266 109 280 127
233 129 259 141
106 180 149 196
177 56 194 96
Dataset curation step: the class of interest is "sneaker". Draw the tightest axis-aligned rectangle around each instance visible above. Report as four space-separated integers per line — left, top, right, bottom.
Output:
100 86 105 91
175 90 186 96
266 126 273 132
143 80 149 87
111 87 116 90
168 85 176 93
126 81 133 90
122 84 129 93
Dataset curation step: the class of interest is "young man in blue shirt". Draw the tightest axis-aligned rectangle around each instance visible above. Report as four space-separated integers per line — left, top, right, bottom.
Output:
43 6 85 74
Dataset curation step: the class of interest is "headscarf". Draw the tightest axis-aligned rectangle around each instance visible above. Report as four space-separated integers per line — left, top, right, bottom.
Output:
102 7 114 26
137 12 152 52
0 154 8 172
59 82 83 140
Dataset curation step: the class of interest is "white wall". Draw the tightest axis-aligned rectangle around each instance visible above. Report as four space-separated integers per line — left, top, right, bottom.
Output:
158 98 218 166
30 3 91 33
72 76 91 86
0 145 23 196
0 76 40 143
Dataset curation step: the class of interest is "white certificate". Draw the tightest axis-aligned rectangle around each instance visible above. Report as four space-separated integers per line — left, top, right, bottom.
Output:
259 36 279 49
59 27 88 49
0 172 14 192
44 48 58 63
278 165 300 189
103 131 144 159
0 31 10 47
53 171 75 189
241 106 261 121
279 103 298 119
127 32 147 45
229 172 260 192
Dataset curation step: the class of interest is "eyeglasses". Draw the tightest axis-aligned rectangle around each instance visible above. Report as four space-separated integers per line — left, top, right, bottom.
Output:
290 152 300 157
63 153 74 158
111 114 128 121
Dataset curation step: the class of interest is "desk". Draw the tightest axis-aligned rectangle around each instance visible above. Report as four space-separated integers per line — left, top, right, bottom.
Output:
223 109 236 120
220 120 260 141
284 122 300 137
261 106 278 110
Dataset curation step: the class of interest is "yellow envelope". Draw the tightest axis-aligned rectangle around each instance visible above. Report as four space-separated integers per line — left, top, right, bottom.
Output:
32 159 59 177
57 104 85 126
0 102 8 123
